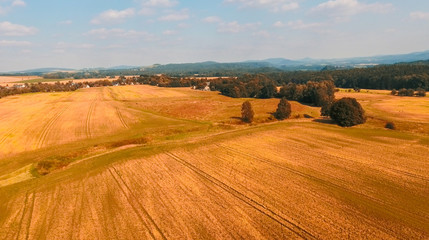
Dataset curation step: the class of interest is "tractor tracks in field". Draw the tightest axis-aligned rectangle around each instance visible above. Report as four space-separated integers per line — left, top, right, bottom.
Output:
85 100 96 139
216 143 429 235
14 191 35 240
108 166 166 240
0 126 18 146
36 105 70 149
165 152 316 240
115 107 129 129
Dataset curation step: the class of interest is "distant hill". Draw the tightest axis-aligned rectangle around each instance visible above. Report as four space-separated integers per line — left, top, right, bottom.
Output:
3 49 429 76
144 50 429 74
4 68 76 75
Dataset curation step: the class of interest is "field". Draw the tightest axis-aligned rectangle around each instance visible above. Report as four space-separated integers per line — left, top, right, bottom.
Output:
0 86 428 239
0 76 43 86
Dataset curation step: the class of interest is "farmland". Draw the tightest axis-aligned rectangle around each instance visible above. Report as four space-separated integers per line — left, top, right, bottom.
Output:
0 85 428 239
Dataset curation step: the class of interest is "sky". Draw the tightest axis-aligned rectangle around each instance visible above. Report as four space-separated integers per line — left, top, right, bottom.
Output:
0 0 429 71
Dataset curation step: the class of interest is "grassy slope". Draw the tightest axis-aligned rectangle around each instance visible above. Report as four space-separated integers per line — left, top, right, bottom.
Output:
0 86 428 239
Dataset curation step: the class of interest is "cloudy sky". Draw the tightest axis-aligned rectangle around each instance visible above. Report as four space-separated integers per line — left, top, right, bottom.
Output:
0 0 428 71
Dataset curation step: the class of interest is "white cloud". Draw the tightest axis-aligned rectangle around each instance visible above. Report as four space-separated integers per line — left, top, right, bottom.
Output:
287 20 324 30
141 0 178 8
224 0 299 12
0 0 26 15
218 21 260 33
85 28 154 40
0 40 31 46
158 9 189 21
273 21 286 27
312 0 393 19
91 8 135 25
410 11 429 21
163 30 177 35
203 16 222 23
11 0 25 7
0 21 37 36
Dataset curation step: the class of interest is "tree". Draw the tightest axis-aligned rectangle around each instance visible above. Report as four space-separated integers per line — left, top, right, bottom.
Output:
257 81 277 98
241 101 254 123
329 97 366 127
320 102 332 116
416 87 426 97
274 98 291 120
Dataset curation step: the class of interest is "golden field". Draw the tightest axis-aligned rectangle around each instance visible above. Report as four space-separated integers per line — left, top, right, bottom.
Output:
0 85 428 239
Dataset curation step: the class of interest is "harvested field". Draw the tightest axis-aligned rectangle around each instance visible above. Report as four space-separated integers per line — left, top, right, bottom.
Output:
0 88 139 156
337 91 429 133
0 85 428 239
0 76 42 84
0 122 428 239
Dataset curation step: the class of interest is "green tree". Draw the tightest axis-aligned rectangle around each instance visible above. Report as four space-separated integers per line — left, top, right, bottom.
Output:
241 101 254 123
329 97 366 127
274 98 291 120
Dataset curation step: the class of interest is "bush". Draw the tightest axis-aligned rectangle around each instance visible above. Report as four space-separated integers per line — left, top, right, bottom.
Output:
385 122 396 130
274 98 291 120
241 101 254 123
391 89 397 95
406 89 415 96
398 88 408 96
416 88 426 97
329 97 366 127
320 102 332 116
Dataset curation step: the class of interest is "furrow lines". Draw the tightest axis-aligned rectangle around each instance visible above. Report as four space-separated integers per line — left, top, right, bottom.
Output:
14 192 31 240
217 143 428 235
36 105 69 149
166 152 316 240
24 193 36 240
108 167 166 240
0 126 18 146
85 100 96 139
116 107 128 129
69 181 85 240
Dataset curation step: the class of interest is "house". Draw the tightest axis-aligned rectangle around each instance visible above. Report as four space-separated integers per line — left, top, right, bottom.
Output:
14 84 26 89
202 82 211 91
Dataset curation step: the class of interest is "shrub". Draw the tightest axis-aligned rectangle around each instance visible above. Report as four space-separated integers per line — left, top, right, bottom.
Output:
329 97 366 127
274 98 291 120
398 88 408 96
385 122 396 130
320 102 332 116
391 89 397 95
241 101 254 123
416 88 426 97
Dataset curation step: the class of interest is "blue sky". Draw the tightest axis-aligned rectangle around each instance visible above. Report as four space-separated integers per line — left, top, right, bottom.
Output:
0 0 428 71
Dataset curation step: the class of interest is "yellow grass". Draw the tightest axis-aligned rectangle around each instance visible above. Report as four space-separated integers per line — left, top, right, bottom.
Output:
0 85 428 239
337 91 429 133
0 76 42 83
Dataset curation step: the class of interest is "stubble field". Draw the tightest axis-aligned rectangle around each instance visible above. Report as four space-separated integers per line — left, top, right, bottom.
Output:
0 85 428 239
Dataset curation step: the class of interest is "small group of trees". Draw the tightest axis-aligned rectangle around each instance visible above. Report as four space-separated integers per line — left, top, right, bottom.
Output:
391 88 426 97
241 96 365 127
241 98 291 123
